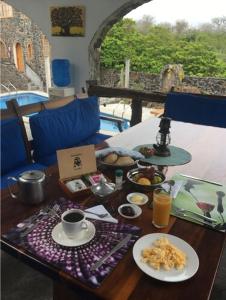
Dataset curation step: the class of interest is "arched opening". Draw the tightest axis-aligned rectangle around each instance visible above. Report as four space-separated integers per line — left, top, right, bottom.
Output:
27 43 33 62
89 0 151 81
1 3 51 91
15 42 24 72
0 40 8 59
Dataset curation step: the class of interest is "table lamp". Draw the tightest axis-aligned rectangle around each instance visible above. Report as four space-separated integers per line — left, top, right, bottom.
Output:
153 117 171 157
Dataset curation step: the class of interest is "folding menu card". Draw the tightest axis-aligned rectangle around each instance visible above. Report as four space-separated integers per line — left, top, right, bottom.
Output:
57 145 98 197
170 173 226 232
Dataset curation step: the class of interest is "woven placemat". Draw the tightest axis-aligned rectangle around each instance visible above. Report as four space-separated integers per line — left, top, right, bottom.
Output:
3 198 141 288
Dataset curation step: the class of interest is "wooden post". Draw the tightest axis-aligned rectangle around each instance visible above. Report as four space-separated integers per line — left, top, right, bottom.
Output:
6 99 33 163
124 59 130 88
130 97 142 126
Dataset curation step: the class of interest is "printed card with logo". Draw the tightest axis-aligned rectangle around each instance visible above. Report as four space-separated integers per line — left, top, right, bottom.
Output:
57 145 98 197
57 145 97 181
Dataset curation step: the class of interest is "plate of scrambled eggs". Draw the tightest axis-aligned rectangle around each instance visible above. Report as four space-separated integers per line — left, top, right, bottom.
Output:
133 233 199 282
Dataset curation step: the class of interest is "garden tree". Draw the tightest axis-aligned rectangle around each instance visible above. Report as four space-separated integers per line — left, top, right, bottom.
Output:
158 22 173 31
173 20 189 35
136 15 155 34
171 42 225 77
101 19 144 70
211 17 226 32
100 17 226 78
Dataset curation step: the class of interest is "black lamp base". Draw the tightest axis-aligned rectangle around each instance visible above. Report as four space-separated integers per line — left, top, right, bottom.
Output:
153 144 171 157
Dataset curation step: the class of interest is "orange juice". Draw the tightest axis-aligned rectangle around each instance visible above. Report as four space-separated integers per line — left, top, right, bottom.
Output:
152 189 172 228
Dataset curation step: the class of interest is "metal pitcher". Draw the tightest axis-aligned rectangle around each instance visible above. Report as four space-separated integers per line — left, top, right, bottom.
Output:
8 170 46 205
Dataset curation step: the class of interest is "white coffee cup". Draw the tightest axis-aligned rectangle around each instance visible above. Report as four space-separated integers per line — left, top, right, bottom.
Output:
61 209 87 239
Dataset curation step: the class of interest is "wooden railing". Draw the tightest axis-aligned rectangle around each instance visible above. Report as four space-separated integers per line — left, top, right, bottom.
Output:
1 95 76 120
2 83 225 125
1 87 167 126
87 83 167 126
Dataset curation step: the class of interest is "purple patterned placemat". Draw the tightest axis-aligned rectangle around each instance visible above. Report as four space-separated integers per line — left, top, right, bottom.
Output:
3 198 141 288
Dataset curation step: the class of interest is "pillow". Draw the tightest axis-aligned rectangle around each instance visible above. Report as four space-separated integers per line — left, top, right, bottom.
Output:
30 96 101 161
1 118 28 174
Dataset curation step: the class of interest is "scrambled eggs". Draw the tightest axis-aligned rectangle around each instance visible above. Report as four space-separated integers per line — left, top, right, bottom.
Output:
141 237 186 271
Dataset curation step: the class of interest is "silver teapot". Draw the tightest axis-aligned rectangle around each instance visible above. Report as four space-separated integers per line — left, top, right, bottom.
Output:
8 170 46 205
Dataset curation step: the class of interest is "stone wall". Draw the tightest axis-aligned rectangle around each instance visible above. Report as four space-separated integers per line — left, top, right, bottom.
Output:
0 7 48 90
1 62 31 92
100 68 226 96
183 77 226 96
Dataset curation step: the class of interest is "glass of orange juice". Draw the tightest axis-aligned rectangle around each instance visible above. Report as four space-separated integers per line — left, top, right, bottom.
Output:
152 188 172 228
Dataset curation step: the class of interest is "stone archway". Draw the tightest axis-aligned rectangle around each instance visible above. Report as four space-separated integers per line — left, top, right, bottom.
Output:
159 64 184 93
15 42 24 72
89 0 151 81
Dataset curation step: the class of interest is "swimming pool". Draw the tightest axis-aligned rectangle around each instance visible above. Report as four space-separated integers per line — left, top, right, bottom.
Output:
0 92 49 109
0 92 130 132
100 112 130 132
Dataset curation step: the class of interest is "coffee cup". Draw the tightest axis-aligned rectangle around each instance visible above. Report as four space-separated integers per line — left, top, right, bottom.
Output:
61 209 87 239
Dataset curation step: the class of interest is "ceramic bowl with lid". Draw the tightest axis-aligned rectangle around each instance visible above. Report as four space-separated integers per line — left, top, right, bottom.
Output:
90 178 116 199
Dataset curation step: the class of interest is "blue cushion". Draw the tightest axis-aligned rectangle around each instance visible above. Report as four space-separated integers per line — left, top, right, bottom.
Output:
30 96 101 163
36 133 112 166
1 163 46 189
52 59 70 87
1 118 28 175
165 93 226 128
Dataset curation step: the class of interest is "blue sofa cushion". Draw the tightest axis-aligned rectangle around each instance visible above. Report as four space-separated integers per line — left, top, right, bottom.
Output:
1 118 28 175
165 93 226 128
30 96 102 163
37 132 111 166
1 163 46 190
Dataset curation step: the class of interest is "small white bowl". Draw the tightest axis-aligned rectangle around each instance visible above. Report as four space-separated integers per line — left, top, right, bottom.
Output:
118 204 142 219
127 192 149 206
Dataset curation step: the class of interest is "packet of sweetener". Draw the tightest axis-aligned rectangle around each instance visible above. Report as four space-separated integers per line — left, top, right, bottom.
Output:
88 173 106 185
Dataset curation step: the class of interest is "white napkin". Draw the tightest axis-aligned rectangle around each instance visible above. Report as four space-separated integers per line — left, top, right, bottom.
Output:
84 205 118 223
161 180 183 199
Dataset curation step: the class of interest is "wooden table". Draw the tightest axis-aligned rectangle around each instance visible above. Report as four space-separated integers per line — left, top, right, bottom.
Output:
1 118 226 300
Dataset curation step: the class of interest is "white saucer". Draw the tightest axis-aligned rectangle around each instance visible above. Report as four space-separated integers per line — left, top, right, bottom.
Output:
127 192 149 205
51 220 95 247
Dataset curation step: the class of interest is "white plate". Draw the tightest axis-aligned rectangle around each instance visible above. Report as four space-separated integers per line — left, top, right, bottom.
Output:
133 233 199 282
118 204 142 219
51 220 95 247
127 192 149 205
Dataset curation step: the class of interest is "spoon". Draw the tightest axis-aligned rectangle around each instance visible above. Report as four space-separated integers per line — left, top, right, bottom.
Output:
84 211 109 218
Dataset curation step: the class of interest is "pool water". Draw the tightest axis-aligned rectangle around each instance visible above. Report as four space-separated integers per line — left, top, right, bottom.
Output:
0 92 130 132
100 112 130 132
0 93 49 109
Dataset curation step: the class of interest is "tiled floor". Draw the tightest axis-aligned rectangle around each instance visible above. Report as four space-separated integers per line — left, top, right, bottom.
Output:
1 245 226 300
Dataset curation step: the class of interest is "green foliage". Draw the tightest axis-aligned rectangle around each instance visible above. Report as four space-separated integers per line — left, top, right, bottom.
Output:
100 17 226 78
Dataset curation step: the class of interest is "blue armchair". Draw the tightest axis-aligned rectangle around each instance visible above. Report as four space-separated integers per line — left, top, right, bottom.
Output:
30 96 111 166
164 92 226 128
1 118 46 189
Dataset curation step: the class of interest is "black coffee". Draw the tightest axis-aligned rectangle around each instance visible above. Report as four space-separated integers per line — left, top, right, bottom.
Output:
63 212 84 223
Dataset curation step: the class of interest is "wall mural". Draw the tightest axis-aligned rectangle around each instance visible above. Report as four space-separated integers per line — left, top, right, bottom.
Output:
50 6 85 37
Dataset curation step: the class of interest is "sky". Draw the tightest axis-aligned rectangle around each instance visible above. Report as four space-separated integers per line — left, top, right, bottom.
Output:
125 0 226 26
